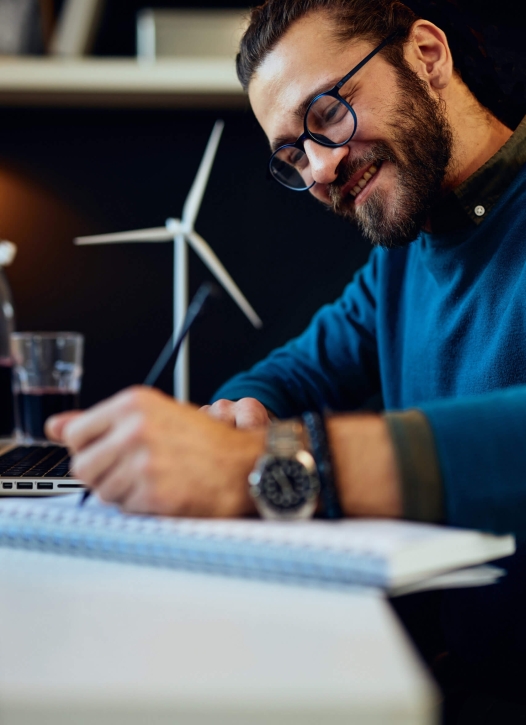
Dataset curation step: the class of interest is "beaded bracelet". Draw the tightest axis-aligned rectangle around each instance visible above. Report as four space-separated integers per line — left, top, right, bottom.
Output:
302 411 343 519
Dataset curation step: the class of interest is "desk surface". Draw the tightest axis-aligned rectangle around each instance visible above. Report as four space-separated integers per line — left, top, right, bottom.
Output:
0 547 439 725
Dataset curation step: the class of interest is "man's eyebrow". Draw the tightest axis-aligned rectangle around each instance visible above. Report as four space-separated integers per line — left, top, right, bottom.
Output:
269 76 346 153
270 135 297 154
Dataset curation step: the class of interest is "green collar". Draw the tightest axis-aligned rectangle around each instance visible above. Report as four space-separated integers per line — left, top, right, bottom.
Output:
428 116 526 235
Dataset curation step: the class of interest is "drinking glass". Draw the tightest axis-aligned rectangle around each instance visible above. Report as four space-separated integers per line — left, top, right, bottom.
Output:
10 332 84 443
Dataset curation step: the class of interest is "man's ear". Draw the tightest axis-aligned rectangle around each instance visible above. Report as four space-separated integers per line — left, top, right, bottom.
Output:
404 20 453 91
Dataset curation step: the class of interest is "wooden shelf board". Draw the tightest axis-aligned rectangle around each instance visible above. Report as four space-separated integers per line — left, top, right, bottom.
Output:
0 57 247 107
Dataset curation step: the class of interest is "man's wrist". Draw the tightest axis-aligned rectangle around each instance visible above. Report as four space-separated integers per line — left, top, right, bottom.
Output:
234 414 403 520
325 414 402 518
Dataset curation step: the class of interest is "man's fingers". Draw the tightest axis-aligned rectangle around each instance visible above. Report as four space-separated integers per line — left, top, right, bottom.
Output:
205 400 238 425
204 398 270 428
234 398 271 428
95 454 137 506
62 387 147 453
119 484 154 515
45 411 83 443
71 413 144 487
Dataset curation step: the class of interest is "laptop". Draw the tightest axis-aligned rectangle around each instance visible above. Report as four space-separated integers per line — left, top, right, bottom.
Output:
0 440 84 496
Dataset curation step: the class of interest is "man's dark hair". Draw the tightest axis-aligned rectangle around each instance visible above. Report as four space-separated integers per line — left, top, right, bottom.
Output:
237 0 416 91
237 0 525 129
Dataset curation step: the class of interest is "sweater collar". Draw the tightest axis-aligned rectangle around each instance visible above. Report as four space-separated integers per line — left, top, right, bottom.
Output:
428 115 526 235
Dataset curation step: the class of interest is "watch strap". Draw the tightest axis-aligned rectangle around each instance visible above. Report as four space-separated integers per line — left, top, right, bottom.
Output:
302 412 343 519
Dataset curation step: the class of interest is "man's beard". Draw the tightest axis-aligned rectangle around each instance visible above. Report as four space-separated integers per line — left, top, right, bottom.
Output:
329 62 454 248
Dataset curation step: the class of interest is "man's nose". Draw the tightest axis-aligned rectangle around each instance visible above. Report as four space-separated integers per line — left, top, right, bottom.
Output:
304 139 349 185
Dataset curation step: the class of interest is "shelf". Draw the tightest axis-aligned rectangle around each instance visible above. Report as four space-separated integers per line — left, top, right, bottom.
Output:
0 57 247 108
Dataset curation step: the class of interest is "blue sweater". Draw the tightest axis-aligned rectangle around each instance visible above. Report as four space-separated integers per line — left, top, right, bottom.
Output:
214 164 526 535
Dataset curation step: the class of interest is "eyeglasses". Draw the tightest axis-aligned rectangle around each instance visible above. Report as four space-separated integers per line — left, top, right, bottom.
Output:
268 34 396 191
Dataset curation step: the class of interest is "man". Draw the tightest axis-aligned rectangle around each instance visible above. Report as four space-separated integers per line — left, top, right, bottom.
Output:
47 0 526 535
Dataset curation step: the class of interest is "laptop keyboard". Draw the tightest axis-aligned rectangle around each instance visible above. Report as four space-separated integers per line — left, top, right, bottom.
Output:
0 446 73 478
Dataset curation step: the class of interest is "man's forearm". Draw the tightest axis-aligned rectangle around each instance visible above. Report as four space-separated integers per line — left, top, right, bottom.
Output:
326 414 403 518
206 398 429 520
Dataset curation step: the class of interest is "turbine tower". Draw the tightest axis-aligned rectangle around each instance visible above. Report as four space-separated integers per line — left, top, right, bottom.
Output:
75 121 262 402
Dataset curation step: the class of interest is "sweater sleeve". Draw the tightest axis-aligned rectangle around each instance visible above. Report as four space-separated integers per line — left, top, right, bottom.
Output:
417 385 526 535
212 250 383 418
384 409 445 523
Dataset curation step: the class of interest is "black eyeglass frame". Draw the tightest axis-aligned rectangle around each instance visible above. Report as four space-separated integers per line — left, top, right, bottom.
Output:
269 33 397 191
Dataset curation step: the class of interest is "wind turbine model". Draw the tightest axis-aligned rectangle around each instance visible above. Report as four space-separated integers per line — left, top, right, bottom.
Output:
75 120 262 402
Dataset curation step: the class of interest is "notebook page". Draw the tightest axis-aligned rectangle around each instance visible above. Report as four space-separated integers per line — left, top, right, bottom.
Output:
0 494 489 557
0 496 515 589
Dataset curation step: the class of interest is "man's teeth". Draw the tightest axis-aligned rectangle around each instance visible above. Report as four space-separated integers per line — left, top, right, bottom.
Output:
350 164 378 197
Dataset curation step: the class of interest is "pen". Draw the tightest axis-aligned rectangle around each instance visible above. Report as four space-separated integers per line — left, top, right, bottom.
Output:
79 282 220 506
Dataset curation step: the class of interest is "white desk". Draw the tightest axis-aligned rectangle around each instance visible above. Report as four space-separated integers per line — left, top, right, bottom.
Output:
0 548 439 725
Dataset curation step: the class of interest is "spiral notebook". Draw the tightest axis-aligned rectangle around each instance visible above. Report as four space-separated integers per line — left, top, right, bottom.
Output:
0 495 515 591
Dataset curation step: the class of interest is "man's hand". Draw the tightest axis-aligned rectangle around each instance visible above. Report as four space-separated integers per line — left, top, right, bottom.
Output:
45 386 265 517
45 388 400 520
200 398 272 428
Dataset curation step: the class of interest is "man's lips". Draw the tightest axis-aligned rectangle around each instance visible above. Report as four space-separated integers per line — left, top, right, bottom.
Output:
339 162 381 200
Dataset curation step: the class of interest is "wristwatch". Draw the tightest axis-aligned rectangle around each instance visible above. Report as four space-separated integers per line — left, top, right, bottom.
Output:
248 419 320 520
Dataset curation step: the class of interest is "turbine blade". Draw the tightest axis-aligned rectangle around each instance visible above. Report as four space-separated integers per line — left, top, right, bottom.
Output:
187 231 262 329
182 120 225 231
75 227 178 245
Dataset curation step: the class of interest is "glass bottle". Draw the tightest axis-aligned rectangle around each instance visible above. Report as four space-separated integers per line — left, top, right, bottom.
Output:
0 241 16 437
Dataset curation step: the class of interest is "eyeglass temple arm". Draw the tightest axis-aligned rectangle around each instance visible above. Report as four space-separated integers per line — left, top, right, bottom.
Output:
336 32 398 90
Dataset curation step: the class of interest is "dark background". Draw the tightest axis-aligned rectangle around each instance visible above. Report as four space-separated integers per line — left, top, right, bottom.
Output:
1 0 525 408
0 105 368 407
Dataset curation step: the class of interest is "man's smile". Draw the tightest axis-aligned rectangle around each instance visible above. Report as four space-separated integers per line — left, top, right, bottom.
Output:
333 158 385 208
347 162 381 201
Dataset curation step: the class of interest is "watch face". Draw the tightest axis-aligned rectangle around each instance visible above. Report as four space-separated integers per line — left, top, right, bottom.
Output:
256 456 317 513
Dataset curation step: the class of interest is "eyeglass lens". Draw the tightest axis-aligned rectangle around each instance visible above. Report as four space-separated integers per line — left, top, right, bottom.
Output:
306 95 355 145
270 146 314 191
270 96 355 190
